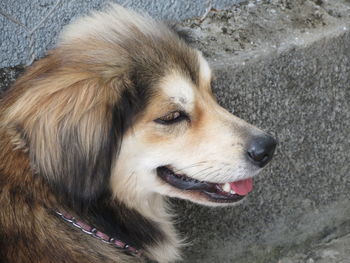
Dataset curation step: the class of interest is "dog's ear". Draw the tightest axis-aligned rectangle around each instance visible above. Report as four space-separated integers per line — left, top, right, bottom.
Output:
3 56 140 211
165 22 195 44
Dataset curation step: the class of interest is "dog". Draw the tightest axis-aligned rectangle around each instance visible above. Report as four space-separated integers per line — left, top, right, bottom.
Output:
0 5 276 263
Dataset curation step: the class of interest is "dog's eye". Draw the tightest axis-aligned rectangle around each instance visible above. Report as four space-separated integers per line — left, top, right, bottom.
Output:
154 111 188 125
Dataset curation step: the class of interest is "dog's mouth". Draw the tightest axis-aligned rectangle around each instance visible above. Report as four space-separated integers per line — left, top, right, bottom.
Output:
157 166 253 203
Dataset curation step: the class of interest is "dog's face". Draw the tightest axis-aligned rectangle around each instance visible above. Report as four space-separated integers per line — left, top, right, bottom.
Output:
111 53 276 207
4 5 276 213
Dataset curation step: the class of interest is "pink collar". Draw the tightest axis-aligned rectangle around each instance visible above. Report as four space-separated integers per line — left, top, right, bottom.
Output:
55 210 142 257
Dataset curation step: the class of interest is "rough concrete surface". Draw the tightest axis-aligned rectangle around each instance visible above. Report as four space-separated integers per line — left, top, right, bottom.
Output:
174 0 350 262
1 0 350 262
279 233 350 263
0 0 242 68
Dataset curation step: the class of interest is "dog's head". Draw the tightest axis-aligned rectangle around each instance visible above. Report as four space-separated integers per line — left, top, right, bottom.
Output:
3 5 276 212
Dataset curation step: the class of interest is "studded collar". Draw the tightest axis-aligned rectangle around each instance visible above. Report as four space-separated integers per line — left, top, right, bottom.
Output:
55 210 142 257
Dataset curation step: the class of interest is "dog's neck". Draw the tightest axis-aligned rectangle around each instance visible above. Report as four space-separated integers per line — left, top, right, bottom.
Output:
1 129 182 263
62 192 182 263
113 194 182 263
124 193 182 263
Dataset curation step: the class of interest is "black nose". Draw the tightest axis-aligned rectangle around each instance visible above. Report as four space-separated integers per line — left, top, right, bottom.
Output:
247 135 277 168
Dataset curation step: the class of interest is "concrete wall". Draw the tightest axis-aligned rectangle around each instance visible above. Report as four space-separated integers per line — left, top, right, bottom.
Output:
1 0 350 262
0 0 242 68
174 0 350 262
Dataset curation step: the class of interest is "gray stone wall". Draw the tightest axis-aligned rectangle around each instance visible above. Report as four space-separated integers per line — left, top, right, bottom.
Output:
0 0 242 67
174 1 350 261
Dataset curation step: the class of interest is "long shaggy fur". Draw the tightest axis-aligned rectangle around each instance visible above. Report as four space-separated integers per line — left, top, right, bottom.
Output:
0 4 273 263
0 5 196 263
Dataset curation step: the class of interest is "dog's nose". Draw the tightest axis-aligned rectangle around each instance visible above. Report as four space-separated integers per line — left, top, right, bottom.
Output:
247 135 277 168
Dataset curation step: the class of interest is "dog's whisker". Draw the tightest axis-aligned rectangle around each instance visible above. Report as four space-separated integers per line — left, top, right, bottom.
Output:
172 160 232 176
224 166 232 176
189 162 232 180
200 168 223 181
172 161 209 174
174 161 232 176
186 166 214 179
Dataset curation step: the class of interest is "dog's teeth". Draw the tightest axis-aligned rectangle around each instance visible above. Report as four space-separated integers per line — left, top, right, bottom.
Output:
222 183 231 193
230 189 236 195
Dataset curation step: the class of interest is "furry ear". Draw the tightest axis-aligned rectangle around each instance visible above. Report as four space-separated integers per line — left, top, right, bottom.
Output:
3 51 153 211
166 22 195 44
2 56 123 210
38 92 116 210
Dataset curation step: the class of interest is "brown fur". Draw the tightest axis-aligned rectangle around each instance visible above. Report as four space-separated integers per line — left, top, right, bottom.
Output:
0 131 138 263
0 5 192 262
0 60 142 262
0 4 273 263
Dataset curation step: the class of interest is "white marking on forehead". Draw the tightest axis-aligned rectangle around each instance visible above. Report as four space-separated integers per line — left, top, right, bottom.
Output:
161 74 195 110
197 51 212 86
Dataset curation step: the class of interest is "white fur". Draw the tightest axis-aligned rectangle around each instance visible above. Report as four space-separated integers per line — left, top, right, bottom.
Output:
197 51 212 87
160 73 195 112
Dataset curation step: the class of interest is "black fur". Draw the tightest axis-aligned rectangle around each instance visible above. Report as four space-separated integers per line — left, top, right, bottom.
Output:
87 196 165 250
167 23 195 44
56 123 115 210
36 66 164 249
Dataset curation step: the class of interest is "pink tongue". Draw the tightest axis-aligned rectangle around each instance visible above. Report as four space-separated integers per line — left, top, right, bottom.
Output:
230 178 253 196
